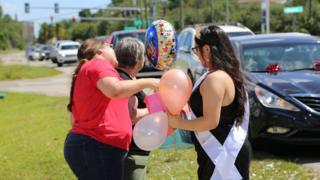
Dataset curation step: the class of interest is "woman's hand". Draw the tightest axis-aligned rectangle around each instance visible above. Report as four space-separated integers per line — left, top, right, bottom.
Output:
167 112 181 128
146 78 160 91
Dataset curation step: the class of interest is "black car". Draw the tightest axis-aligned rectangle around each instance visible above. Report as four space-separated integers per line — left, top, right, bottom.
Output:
230 33 320 144
107 29 163 78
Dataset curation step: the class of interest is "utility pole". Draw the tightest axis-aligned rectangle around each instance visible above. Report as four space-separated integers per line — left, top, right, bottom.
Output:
211 0 214 22
143 0 148 27
226 0 229 23
132 0 137 7
180 0 184 29
261 0 270 34
195 2 200 23
151 0 157 21
308 0 312 20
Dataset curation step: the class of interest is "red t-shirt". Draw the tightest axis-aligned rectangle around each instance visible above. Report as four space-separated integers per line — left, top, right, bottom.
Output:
70 58 132 151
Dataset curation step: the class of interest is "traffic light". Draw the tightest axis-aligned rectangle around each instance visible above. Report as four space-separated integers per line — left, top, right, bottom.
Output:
25 3 30 14
122 9 141 17
54 3 59 13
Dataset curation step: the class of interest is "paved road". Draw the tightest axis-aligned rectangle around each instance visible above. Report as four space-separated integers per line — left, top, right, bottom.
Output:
1 51 320 174
0 51 74 96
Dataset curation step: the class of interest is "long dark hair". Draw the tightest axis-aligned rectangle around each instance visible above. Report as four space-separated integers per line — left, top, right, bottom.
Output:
67 38 104 112
195 25 247 125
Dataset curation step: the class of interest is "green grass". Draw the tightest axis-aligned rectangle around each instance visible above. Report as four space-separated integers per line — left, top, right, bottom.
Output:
0 64 60 81
0 92 319 179
0 92 74 179
147 149 320 179
0 49 21 55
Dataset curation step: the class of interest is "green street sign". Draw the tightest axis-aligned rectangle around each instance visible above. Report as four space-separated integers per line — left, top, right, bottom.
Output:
134 19 143 26
124 26 137 31
284 6 303 14
133 19 151 27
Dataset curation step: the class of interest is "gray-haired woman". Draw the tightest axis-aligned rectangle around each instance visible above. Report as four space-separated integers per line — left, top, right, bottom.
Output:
114 37 151 180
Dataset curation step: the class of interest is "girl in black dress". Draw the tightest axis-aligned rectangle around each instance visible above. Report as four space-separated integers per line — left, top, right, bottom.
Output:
168 25 251 180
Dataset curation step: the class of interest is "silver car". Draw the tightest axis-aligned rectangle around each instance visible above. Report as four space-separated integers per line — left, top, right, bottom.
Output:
175 24 254 82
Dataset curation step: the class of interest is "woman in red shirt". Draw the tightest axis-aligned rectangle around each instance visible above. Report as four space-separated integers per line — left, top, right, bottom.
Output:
64 38 159 180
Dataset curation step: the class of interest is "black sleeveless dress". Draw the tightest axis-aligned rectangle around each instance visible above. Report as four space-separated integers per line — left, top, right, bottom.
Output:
189 79 251 180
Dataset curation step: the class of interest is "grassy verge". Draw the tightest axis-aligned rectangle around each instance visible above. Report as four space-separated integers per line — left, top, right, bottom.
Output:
0 92 319 179
0 64 60 81
147 149 319 179
0 49 21 55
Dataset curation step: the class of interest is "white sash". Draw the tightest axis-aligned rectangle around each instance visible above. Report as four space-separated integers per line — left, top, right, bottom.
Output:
191 73 249 180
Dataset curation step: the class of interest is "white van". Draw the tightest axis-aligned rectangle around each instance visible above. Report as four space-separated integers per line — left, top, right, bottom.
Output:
54 41 80 67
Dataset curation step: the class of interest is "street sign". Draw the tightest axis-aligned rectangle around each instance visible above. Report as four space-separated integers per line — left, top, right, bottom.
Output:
284 6 303 14
133 19 143 26
124 26 137 30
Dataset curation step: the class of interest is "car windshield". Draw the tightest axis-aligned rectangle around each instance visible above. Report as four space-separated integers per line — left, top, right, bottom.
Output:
227 32 253 37
114 32 145 46
42 46 52 50
60 45 79 50
242 43 320 72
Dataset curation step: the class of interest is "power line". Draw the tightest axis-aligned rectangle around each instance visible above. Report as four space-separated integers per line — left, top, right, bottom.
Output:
79 17 136 21
24 3 110 21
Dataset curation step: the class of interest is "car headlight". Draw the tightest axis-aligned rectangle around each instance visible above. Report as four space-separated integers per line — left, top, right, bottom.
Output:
255 86 300 111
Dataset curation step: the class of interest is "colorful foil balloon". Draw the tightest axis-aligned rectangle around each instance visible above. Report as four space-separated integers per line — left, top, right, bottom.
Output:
145 19 177 70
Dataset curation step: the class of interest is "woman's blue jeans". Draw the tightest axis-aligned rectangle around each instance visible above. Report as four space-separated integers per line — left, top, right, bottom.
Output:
64 133 128 180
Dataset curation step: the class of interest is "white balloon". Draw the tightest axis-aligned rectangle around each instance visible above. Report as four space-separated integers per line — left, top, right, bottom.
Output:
133 112 168 151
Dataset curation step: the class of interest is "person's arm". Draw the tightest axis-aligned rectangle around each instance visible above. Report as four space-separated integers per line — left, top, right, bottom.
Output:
97 77 159 99
132 108 149 125
128 96 149 124
168 73 225 131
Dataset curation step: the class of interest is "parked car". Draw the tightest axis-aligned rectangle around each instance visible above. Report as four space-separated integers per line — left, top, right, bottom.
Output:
25 46 34 61
39 45 53 61
230 33 320 144
175 24 254 82
50 40 73 63
31 45 42 61
54 41 80 67
176 28 320 144
107 29 163 78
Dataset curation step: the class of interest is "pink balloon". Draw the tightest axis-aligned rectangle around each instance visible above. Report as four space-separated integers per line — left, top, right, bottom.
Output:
159 69 192 115
133 112 168 151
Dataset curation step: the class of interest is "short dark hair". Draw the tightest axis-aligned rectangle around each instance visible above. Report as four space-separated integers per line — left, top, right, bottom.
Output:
115 37 145 68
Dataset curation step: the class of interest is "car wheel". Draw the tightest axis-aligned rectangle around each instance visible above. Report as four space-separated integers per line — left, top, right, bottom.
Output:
57 63 63 67
51 58 57 63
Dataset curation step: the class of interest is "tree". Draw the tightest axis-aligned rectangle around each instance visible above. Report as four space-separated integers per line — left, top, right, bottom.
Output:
38 23 49 43
97 21 109 36
55 23 65 40
71 23 97 41
0 5 3 18
79 9 91 22
0 6 24 50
